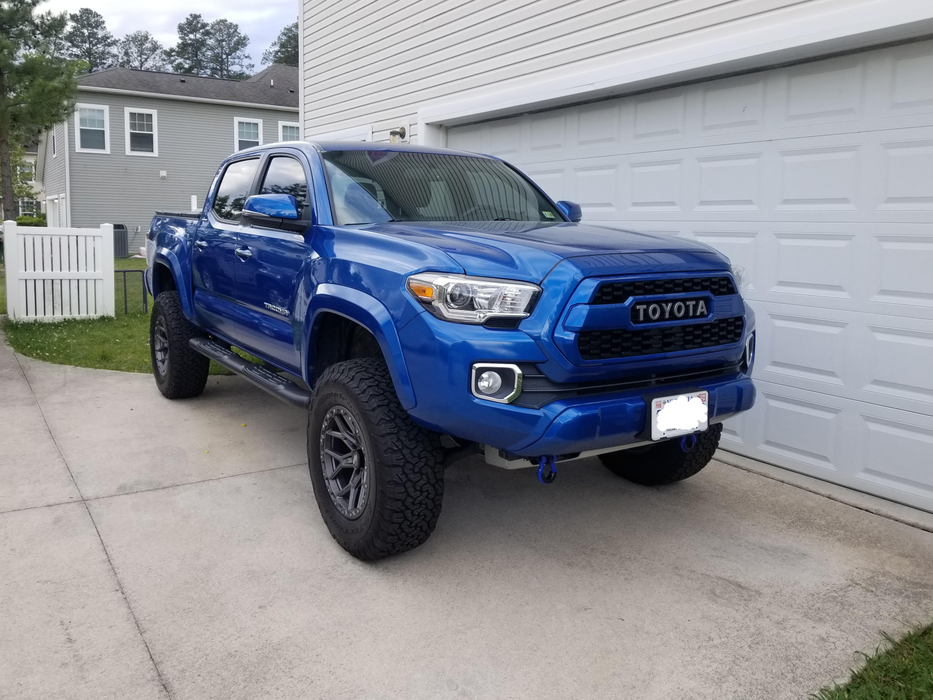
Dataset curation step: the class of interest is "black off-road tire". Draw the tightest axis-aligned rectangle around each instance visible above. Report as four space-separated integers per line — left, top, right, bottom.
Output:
599 424 723 486
150 291 210 399
307 358 444 560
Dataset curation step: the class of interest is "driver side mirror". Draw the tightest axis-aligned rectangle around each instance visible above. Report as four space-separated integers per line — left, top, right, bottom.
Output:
557 200 582 223
243 194 307 232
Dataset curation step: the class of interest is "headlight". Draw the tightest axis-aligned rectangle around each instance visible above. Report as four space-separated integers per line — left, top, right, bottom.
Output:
407 273 540 325
729 263 749 295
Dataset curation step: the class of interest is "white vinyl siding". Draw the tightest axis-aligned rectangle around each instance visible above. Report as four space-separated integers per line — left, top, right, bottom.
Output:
235 118 262 150
75 104 110 153
125 108 158 156
279 121 301 141
301 0 933 143
448 40 933 512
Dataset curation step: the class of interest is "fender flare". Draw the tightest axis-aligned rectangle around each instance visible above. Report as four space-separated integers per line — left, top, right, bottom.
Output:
304 284 417 410
151 249 195 320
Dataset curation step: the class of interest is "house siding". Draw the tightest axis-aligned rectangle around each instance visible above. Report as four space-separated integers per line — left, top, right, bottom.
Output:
42 122 66 209
301 0 933 142
64 91 297 250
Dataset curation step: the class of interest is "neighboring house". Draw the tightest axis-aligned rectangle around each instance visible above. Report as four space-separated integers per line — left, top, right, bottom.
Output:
17 143 41 216
0 142 41 217
300 1 933 511
38 64 299 250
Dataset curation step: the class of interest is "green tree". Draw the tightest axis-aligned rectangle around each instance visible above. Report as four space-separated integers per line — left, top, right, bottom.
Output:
206 19 252 79
118 30 167 71
0 0 78 221
64 8 116 73
262 21 298 66
168 13 210 76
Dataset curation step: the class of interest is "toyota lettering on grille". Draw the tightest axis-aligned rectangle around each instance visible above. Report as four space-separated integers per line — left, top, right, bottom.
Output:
631 298 709 324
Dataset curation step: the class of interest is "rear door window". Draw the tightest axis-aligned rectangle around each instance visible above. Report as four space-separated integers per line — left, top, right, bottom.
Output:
212 158 260 221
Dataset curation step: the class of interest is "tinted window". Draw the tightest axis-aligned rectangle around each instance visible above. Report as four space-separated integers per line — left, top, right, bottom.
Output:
259 157 309 214
212 158 259 220
321 151 560 225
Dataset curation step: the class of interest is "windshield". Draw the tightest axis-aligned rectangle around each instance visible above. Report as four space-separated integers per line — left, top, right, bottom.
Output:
321 150 562 225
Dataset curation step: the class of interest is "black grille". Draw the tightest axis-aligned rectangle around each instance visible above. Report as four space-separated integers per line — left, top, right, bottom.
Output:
592 276 736 305
578 317 744 360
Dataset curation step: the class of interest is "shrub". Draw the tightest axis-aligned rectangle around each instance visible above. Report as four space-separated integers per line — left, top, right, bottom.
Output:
16 214 47 227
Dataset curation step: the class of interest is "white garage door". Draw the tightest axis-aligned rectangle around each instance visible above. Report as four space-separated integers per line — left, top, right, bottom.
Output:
448 40 933 511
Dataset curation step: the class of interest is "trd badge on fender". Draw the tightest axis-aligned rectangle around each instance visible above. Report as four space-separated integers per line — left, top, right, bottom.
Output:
632 298 708 324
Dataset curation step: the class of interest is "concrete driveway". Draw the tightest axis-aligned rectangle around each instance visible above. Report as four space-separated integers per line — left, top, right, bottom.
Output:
3 336 933 700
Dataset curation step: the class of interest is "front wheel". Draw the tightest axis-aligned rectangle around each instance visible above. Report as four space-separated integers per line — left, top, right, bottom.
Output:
307 358 444 560
150 291 209 399
599 424 723 485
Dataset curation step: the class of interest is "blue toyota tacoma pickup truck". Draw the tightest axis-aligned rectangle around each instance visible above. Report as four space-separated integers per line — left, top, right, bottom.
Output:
146 141 756 560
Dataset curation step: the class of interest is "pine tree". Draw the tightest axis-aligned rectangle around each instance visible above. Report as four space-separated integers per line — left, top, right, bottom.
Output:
63 8 117 73
168 14 210 76
262 22 298 66
0 0 78 221
206 19 253 79
118 31 167 71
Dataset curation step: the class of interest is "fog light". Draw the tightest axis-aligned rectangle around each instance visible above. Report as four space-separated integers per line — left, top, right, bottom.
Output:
477 371 502 395
471 363 523 403
744 332 756 372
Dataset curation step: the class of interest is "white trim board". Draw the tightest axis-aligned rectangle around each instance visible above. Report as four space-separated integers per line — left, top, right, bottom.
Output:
415 0 933 138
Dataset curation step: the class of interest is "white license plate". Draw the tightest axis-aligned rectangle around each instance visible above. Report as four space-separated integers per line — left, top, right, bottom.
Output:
650 391 709 440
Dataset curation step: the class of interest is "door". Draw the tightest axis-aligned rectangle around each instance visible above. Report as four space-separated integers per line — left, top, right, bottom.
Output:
447 40 933 511
233 154 312 371
192 157 261 340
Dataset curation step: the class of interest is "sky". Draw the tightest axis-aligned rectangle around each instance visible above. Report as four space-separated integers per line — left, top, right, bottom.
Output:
43 0 299 72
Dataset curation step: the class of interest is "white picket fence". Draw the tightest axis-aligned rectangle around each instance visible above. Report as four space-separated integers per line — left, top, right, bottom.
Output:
2 221 115 321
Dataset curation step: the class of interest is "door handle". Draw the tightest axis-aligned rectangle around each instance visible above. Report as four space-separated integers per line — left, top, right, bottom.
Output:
194 240 208 250
235 246 253 260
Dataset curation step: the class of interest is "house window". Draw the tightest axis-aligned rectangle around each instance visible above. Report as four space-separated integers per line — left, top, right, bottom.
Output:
279 122 301 142
235 118 262 151
18 199 39 217
75 104 110 153
51 132 57 157
18 162 35 181
125 108 158 156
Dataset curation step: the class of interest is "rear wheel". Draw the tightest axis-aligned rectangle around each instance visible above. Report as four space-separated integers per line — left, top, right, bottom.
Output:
307 358 444 560
599 424 722 485
150 291 209 399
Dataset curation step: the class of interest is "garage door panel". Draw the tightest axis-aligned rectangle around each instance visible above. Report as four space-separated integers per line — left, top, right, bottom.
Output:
750 301 933 413
780 55 866 127
724 383 933 512
449 39 933 511
857 417 933 501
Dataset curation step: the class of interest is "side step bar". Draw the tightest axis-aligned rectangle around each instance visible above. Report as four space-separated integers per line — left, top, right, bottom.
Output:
188 337 311 409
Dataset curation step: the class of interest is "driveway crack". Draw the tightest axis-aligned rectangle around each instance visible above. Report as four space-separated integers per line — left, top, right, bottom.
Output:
12 352 174 700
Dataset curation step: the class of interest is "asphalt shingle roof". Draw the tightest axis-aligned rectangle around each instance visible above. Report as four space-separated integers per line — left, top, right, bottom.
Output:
77 64 299 109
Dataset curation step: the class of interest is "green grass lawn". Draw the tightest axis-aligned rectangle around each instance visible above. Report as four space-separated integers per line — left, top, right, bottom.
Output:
3 257 227 374
813 624 933 699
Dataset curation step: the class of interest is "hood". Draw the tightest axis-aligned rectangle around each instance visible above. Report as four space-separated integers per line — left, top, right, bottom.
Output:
354 220 730 282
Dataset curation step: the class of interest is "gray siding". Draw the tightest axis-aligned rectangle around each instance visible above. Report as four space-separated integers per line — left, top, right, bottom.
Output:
300 0 906 143
42 122 66 206
65 91 297 250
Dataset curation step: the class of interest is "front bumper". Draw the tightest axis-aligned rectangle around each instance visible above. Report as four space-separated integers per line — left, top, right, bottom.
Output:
398 312 756 458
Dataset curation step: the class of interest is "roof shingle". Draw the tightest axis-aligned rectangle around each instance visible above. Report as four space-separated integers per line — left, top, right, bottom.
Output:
77 65 299 108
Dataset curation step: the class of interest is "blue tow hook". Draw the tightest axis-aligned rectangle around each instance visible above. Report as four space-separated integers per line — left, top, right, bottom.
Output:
681 434 698 452
537 455 557 484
